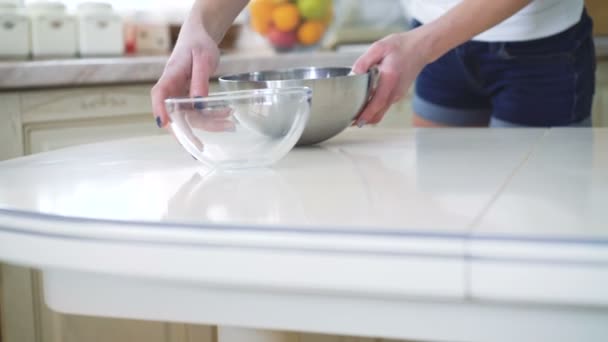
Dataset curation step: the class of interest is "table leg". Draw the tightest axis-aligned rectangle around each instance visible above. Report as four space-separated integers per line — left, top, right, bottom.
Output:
217 326 298 342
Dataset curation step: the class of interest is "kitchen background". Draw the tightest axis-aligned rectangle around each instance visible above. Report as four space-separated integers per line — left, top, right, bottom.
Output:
0 1 607 342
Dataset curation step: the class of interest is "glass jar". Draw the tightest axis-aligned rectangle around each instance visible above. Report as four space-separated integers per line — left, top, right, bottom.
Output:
123 10 170 55
76 2 124 57
0 1 30 59
27 1 78 58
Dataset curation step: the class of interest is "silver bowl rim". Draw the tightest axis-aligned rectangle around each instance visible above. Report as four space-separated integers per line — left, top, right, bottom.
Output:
218 66 368 83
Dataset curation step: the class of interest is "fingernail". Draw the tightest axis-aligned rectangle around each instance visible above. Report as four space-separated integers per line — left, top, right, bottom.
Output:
155 116 162 128
357 119 367 128
194 96 204 110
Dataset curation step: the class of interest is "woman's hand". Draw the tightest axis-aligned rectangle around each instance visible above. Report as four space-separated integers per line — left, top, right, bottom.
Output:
150 19 220 128
352 31 430 127
352 0 533 127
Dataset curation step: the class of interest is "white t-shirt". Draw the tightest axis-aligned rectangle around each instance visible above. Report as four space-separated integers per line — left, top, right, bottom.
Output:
406 0 584 42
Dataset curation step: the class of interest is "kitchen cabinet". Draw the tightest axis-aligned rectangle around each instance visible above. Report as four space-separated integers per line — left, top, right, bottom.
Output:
0 94 22 160
2 264 215 342
1 264 382 342
593 58 608 127
27 119 162 154
6 84 168 156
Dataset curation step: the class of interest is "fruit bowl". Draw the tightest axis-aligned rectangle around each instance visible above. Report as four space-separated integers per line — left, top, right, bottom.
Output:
165 87 312 169
249 0 333 51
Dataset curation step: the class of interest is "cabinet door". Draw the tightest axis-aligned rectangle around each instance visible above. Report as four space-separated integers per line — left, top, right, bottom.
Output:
299 333 379 342
0 265 215 342
20 85 153 124
0 94 24 160
593 60 608 127
25 116 164 155
18 84 165 155
376 96 413 129
0 264 37 342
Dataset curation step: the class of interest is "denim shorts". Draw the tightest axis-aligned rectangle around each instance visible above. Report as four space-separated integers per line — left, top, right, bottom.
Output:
412 9 596 127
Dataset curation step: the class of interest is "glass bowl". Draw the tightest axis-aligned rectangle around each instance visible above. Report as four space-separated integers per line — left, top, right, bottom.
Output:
165 87 311 169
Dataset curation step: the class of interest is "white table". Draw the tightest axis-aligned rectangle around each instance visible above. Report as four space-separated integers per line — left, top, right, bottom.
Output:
0 128 607 342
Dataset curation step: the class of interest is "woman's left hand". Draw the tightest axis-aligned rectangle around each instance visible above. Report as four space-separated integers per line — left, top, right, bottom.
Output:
351 31 430 127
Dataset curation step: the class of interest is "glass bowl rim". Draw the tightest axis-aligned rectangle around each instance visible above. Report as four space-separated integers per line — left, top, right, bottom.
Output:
164 86 312 106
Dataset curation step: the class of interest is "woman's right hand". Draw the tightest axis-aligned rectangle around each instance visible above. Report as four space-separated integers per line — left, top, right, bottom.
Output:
150 18 220 128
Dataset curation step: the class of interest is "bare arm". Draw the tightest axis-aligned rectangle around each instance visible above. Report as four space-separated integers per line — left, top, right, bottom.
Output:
189 0 249 44
353 0 532 126
151 0 249 127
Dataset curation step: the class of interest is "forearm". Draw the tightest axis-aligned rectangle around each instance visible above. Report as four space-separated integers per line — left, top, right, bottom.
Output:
188 0 249 43
416 0 531 62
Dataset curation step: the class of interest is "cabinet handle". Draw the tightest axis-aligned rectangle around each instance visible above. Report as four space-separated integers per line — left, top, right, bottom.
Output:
50 20 63 29
2 21 15 30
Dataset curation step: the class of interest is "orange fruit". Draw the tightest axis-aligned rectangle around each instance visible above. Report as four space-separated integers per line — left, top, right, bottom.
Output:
249 0 275 34
297 20 325 45
251 15 272 34
249 0 275 17
271 3 300 32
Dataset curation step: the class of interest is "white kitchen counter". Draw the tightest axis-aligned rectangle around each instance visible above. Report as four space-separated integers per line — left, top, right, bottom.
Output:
0 128 607 342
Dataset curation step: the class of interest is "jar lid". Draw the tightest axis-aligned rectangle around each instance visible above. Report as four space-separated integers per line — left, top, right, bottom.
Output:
0 0 23 7
122 10 168 25
77 2 113 14
0 3 17 10
27 1 66 13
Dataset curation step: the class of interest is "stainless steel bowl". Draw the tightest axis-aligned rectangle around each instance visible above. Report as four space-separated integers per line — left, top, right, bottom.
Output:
219 66 377 146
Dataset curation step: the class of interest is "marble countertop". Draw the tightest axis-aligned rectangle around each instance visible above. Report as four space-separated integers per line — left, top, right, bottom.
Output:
0 52 359 90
